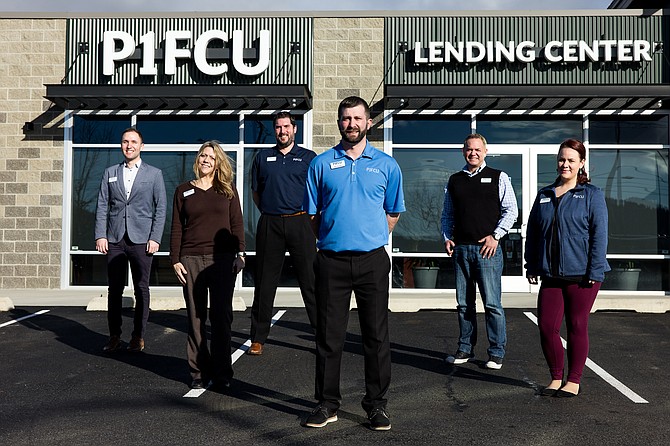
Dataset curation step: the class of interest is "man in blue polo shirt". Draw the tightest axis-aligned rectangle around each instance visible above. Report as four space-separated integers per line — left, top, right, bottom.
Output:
248 111 317 356
302 96 405 431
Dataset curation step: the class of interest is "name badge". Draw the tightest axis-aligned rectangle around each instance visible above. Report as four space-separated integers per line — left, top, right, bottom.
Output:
267 156 277 162
183 189 195 197
481 177 492 183
330 160 346 169
540 197 551 204
108 176 117 183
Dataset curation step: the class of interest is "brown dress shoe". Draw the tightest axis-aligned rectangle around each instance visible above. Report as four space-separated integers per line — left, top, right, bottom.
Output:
248 342 263 355
103 335 121 352
127 336 145 352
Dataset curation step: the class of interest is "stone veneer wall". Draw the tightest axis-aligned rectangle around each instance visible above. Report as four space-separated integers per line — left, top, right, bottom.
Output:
0 19 66 288
312 17 385 153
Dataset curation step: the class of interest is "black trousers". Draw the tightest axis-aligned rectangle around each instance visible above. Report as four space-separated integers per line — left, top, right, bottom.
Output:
181 254 235 383
314 247 391 414
106 234 153 339
250 213 317 343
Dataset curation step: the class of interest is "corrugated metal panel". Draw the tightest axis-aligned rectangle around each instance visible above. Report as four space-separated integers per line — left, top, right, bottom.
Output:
66 17 312 88
386 15 669 86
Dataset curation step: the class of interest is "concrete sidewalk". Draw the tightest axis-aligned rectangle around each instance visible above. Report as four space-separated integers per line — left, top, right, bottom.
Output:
1 288 669 313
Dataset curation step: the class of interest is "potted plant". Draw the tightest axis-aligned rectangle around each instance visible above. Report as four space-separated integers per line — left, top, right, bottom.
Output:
410 258 440 289
608 261 641 291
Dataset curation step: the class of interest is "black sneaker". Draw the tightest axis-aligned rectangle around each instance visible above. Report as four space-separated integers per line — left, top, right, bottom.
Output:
304 405 338 428
485 355 503 370
368 408 391 431
446 351 474 364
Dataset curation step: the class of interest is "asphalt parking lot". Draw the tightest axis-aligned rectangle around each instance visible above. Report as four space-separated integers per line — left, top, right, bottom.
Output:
1 305 668 446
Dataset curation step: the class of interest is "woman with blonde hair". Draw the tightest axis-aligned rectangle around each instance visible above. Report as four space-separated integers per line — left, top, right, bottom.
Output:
170 141 246 390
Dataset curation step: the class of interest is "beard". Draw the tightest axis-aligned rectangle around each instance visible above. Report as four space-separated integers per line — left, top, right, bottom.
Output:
340 125 368 145
276 134 295 149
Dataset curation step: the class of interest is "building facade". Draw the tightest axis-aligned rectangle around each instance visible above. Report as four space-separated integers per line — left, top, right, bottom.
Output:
1 9 668 306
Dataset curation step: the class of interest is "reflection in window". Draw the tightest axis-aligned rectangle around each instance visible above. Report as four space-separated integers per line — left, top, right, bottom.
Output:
243 148 262 251
590 116 669 145
537 154 558 190
244 116 304 145
73 116 131 144
590 149 670 254
136 116 239 144
71 148 120 252
393 148 462 253
476 117 582 144
70 149 232 253
393 116 471 144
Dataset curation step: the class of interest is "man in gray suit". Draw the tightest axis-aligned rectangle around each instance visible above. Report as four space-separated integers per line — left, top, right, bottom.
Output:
95 128 167 353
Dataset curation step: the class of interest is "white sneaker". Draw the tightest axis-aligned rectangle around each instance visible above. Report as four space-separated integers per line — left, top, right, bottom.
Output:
485 356 503 370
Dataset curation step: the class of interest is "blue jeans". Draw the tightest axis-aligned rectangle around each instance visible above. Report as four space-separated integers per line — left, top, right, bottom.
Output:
453 244 506 358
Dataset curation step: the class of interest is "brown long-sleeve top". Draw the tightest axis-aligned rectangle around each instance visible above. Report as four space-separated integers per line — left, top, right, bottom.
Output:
170 181 245 265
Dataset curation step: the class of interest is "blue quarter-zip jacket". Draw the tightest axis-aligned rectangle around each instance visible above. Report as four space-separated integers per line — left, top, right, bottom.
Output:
525 183 610 282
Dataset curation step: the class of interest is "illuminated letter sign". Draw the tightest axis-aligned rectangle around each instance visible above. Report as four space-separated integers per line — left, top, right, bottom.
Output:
102 29 273 77
413 39 653 65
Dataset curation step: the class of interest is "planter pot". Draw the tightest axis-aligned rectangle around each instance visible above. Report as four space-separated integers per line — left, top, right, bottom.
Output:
607 268 641 291
412 266 439 289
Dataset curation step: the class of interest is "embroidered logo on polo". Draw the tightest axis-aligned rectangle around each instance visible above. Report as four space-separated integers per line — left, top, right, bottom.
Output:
293 158 303 162
366 167 380 173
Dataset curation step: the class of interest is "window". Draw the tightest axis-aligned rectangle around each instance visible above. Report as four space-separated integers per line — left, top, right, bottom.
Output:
393 116 471 144
590 116 669 145
477 117 582 144
136 116 239 144
68 112 308 287
590 149 670 255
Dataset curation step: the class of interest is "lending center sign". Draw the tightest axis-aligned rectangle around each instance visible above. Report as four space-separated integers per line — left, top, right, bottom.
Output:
413 39 653 64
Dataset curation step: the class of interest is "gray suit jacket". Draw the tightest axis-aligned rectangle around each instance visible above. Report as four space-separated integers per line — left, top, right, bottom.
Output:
95 161 167 245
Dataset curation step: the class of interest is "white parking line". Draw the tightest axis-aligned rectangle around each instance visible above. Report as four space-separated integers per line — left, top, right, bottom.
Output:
183 309 287 398
524 311 648 404
0 309 50 328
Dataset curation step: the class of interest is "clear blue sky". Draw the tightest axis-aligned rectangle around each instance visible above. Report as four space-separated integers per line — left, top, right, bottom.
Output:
0 0 614 13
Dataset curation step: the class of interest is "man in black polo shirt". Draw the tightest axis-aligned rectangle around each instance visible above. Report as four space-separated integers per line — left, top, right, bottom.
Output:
247 111 317 355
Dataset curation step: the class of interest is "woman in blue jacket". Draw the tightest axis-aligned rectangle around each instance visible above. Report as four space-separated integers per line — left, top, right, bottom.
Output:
525 138 609 398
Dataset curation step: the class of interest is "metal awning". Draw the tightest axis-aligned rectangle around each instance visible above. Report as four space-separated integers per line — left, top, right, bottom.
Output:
385 85 670 110
44 84 312 110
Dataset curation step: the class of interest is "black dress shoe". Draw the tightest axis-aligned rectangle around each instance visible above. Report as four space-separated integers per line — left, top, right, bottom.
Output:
540 387 559 397
555 389 579 398
209 379 231 393
190 379 205 389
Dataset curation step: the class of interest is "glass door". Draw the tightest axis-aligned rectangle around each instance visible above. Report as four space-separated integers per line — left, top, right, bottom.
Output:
484 148 529 292
487 145 560 292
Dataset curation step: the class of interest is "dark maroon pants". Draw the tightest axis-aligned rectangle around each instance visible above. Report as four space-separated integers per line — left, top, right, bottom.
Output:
537 277 601 384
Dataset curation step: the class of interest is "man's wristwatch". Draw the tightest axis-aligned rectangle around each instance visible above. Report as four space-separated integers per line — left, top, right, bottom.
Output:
492 233 502 241
236 252 246 259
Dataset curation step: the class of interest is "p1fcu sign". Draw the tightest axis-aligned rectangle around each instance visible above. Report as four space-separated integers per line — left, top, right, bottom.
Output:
412 39 654 65
103 29 271 77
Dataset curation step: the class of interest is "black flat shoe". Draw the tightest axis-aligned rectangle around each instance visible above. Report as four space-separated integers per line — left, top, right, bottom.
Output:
555 389 579 398
540 387 559 396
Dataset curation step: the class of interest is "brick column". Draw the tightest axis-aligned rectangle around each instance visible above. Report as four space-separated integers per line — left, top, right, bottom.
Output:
0 19 66 288
312 17 384 153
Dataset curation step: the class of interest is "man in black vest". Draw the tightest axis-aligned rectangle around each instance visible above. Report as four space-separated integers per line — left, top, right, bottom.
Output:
440 134 518 370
